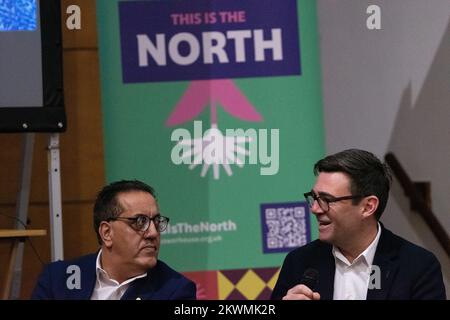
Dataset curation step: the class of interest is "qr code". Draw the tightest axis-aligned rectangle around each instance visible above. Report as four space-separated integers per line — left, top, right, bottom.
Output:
261 202 310 253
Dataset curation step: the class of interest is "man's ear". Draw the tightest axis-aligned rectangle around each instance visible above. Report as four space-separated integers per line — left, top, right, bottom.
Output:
362 195 379 219
99 221 113 248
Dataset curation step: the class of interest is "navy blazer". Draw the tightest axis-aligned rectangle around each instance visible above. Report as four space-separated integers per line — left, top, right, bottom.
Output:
31 253 196 300
271 226 446 300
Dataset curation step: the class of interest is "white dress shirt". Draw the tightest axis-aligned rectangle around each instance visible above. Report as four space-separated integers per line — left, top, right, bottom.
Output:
90 250 147 300
332 223 382 300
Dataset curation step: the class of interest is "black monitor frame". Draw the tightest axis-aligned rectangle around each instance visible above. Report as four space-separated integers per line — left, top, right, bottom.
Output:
0 0 66 133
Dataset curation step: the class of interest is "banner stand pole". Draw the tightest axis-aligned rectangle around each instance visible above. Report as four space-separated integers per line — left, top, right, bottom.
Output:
48 133 64 262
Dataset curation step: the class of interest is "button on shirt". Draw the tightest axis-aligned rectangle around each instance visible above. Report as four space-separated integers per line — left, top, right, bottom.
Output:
332 223 382 300
90 250 147 300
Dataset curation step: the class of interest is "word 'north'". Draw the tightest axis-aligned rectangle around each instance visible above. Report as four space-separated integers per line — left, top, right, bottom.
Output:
137 29 283 66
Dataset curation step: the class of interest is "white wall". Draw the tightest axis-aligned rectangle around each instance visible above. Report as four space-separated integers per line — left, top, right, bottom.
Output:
317 0 450 296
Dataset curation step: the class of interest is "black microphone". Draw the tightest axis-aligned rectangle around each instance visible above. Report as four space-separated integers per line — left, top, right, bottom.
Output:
300 268 319 290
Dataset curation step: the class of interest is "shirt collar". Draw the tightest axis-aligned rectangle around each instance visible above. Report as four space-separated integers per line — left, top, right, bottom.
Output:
95 250 147 287
332 222 382 267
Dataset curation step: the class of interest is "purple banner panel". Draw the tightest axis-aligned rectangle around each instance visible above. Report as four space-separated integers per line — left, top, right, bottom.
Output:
119 0 301 83
260 201 310 254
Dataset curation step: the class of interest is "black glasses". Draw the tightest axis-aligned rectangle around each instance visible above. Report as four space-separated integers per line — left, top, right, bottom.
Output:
107 214 170 232
303 190 367 212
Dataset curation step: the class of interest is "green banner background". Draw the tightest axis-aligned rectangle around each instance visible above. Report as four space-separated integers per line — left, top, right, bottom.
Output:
96 0 324 272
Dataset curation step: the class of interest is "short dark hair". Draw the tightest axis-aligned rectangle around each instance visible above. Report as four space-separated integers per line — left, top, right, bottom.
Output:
313 149 392 220
93 180 157 244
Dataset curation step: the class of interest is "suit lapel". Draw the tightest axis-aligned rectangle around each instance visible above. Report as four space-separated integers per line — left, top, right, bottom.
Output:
121 275 155 300
121 265 159 300
314 244 335 300
366 226 399 300
68 253 97 299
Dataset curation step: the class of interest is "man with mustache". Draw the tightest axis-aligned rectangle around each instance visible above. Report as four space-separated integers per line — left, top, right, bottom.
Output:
272 149 446 300
32 180 196 300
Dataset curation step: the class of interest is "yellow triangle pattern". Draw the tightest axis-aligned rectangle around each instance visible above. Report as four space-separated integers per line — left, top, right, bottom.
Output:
217 271 234 300
216 268 281 300
235 270 266 300
267 269 280 290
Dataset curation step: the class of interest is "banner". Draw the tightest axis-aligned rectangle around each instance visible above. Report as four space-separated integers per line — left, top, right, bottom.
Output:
97 0 324 299
119 0 300 82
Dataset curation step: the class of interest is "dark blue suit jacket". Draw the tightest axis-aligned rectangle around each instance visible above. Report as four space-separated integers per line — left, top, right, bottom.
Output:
31 253 196 300
271 226 446 300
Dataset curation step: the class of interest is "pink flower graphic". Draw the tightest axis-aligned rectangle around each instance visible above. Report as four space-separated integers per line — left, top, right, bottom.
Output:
167 79 263 179
166 79 262 126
